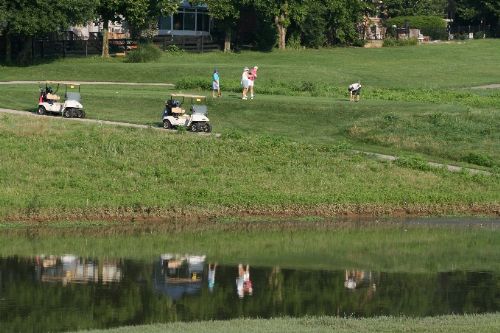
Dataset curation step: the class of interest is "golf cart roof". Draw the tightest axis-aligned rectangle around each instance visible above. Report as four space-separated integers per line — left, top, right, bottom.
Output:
171 94 205 99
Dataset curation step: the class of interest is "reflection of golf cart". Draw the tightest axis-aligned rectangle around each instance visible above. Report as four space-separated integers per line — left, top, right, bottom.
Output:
162 94 211 132
153 254 206 300
37 82 85 118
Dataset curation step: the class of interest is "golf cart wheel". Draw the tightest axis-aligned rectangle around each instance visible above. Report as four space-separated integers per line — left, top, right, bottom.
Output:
63 108 72 118
163 120 173 129
76 109 85 118
37 106 46 115
190 123 200 132
201 122 212 133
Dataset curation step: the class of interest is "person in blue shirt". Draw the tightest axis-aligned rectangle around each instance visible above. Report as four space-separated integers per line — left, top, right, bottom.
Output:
212 69 221 98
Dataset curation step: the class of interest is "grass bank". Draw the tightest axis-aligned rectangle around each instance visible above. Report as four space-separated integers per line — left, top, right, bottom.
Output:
71 314 500 333
0 115 499 220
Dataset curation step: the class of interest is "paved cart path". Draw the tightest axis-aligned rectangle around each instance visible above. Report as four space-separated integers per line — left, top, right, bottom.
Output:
0 108 490 176
0 81 174 87
470 84 500 89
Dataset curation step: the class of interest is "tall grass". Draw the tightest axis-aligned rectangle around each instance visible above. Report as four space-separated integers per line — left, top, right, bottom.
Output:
0 116 498 219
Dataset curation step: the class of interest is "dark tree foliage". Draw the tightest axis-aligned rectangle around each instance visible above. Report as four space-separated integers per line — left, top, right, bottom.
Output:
381 0 448 18
1 0 98 63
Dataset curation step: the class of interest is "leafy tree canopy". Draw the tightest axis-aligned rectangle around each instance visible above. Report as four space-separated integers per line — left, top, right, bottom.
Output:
2 0 99 36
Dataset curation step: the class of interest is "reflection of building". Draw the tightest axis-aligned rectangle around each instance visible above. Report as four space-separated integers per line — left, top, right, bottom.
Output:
153 254 206 300
35 255 122 285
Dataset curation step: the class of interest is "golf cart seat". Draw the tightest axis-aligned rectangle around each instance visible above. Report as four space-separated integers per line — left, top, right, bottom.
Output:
191 105 207 115
46 93 60 101
171 107 185 114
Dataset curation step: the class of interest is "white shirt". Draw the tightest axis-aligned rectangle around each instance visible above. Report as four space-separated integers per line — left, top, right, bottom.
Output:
349 83 361 91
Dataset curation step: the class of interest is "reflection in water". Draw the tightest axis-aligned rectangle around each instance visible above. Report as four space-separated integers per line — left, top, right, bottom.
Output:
154 254 206 300
1 254 500 333
35 255 122 285
236 264 253 298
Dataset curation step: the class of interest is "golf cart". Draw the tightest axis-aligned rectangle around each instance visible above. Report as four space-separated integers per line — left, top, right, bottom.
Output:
37 82 85 118
162 94 211 132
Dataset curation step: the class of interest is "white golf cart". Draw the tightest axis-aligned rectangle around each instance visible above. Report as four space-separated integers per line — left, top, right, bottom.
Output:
37 82 85 118
162 94 211 133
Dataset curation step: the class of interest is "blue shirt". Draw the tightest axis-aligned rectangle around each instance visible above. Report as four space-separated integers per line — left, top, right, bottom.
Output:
213 73 219 82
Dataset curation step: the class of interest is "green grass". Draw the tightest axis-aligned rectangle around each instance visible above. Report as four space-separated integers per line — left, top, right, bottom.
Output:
0 83 499 168
1 40 500 89
70 314 500 333
0 115 498 219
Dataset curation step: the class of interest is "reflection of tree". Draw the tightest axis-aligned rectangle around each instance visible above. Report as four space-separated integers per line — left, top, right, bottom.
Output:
268 266 284 306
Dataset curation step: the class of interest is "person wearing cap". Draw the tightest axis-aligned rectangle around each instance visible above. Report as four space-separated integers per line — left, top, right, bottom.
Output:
241 67 250 100
248 66 258 99
212 69 221 98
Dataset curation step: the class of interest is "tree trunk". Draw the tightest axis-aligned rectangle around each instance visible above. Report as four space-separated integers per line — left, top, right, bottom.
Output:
275 16 287 49
5 34 11 64
102 20 110 58
224 28 232 52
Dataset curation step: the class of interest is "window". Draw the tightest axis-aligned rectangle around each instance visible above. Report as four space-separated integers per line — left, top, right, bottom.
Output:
159 16 171 30
184 11 196 31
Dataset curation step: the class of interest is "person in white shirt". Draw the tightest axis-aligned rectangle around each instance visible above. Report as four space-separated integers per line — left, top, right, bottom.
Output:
348 82 362 102
241 67 250 100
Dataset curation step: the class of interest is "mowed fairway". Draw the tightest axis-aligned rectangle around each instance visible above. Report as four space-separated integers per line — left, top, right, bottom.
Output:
0 40 499 219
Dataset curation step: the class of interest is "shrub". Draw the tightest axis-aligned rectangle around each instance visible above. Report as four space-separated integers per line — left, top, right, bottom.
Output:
176 78 211 90
462 153 494 168
385 16 447 40
383 37 418 47
286 34 303 50
125 43 162 63
165 45 184 54
395 155 433 171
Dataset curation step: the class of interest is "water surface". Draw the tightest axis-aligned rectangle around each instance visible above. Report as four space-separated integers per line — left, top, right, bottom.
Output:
1 254 499 333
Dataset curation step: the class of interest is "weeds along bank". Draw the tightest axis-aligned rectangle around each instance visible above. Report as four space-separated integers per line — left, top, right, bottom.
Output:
0 115 498 220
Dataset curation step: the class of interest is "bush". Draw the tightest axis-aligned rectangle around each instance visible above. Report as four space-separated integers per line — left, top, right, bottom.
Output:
286 34 303 50
165 44 184 54
462 153 494 168
385 16 447 40
383 37 418 47
125 43 162 63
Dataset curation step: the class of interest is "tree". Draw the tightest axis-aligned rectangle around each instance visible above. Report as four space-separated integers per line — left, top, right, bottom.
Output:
250 0 309 49
382 0 447 18
324 0 365 45
1 0 98 63
202 0 242 52
97 0 179 57
450 0 500 27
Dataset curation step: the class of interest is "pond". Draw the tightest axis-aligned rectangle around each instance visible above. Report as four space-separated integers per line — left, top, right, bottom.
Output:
1 254 499 332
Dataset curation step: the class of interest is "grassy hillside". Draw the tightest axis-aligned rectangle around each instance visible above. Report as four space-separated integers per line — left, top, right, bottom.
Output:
0 115 498 220
1 40 500 89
